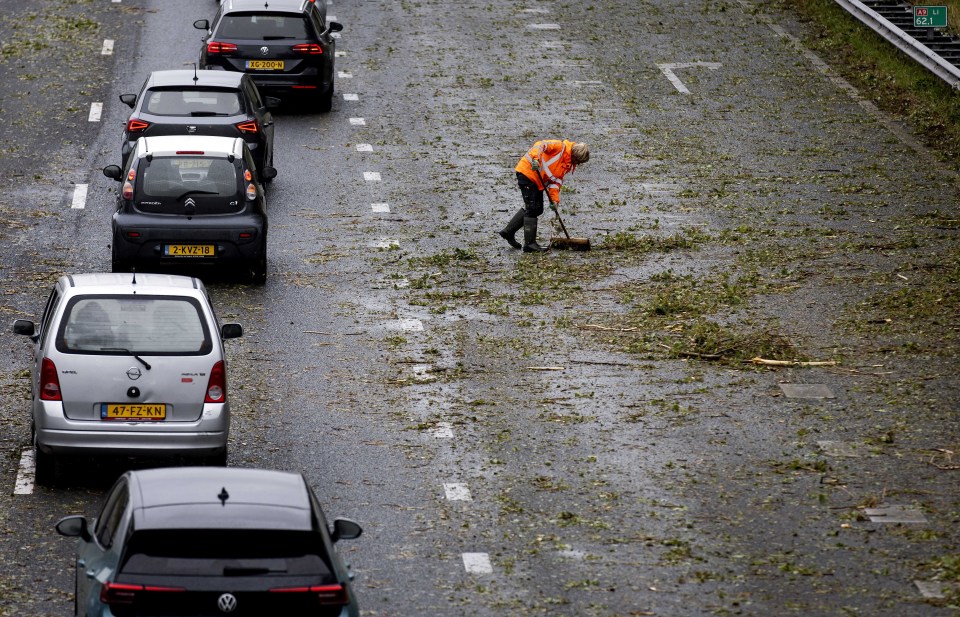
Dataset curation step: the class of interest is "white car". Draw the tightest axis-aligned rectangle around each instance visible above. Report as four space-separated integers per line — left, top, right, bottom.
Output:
12 272 242 484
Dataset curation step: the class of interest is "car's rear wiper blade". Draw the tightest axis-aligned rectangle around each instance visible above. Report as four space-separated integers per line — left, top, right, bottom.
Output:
261 35 295 40
188 111 224 117
100 348 152 370
174 190 219 201
223 566 287 576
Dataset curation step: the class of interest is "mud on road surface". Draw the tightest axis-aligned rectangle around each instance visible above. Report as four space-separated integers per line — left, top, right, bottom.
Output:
0 0 957 615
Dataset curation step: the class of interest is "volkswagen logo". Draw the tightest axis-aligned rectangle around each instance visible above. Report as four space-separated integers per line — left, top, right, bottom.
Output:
260 46 269 55
217 593 238 613
126 367 142 381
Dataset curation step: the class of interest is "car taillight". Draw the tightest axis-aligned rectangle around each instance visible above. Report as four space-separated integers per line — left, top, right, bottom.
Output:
122 181 134 200
205 360 226 403
127 119 150 133
100 582 184 606
292 43 322 55
236 120 259 135
244 169 253 182
40 358 61 401
246 183 257 201
207 41 238 54
269 584 349 605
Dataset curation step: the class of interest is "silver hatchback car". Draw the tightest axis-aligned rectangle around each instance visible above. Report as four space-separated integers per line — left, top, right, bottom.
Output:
12 273 242 484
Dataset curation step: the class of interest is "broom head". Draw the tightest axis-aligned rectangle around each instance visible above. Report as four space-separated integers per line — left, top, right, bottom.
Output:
549 236 591 251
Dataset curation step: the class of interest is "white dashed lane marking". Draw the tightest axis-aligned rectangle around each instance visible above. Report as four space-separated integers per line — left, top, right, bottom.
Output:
71 184 88 209
355 143 373 152
443 483 472 501
371 203 390 213
363 171 381 181
327 15 337 21
88 102 103 122
349 117 366 126
528 23 560 30
462 553 493 574
335 51 346 57
428 422 453 438
13 448 35 495
656 62 722 95
101 39 114 55
343 93 358 101
338 71 353 78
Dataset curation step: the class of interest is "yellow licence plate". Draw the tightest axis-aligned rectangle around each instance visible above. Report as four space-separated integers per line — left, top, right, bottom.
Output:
101 404 167 421
165 244 215 257
246 60 284 70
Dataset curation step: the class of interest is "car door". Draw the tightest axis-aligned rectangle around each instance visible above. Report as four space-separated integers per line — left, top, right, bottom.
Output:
244 79 274 164
77 479 128 617
32 286 62 403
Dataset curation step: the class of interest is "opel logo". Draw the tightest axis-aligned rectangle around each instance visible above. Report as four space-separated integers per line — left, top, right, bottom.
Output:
126 367 142 381
217 593 238 613
260 46 269 55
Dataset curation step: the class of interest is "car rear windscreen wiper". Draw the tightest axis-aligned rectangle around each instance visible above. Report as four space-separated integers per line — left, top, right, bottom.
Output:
100 348 152 370
188 111 224 117
261 35 295 40
223 566 288 576
174 190 219 201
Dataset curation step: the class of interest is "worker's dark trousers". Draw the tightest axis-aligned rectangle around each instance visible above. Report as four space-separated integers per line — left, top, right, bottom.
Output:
517 172 544 217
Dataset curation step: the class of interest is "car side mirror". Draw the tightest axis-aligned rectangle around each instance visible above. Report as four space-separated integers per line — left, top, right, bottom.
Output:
331 518 362 542
221 323 243 340
193 19 209 30
55 515 92 542
12 319 37 339
103 165 122 181
264 96 281 110
119 94 136 108
328 21 343 33
261 166 277 181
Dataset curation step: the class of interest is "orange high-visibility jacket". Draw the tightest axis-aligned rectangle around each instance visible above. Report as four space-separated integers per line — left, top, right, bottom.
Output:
515 139 576 205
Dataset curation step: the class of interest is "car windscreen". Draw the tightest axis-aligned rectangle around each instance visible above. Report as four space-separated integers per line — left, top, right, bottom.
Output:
56 295 212 355
217 13 311 40
136 157 242 215
120 529 333 578
143 88 243 117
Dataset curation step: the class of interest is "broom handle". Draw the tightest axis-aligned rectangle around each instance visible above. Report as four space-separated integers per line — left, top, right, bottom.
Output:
553 207 573 239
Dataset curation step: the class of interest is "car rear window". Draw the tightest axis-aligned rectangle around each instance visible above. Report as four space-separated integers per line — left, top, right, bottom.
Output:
120 530 333 578
143 88 243 117
136 157 242 215
217 13 311 40
57 296 212 355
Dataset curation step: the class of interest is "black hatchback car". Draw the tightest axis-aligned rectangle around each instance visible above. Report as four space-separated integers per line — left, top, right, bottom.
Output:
119 70 277 181
195 0 343 112
56 467 363 617
103 135 274 283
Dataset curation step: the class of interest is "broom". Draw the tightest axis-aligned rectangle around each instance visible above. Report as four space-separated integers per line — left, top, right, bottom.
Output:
549 205 591 251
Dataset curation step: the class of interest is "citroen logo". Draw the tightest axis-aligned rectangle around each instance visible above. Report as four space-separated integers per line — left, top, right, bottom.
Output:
187 125 197 133
185 198 196 208
126 367 142 381
260 46 269 55
217 593 238 613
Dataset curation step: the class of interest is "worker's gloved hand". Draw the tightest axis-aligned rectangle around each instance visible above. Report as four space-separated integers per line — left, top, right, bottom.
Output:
531 159 540 171
549 202 558 212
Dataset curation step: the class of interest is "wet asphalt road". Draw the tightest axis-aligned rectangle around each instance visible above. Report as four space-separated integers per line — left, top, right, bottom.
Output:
0 0 958 615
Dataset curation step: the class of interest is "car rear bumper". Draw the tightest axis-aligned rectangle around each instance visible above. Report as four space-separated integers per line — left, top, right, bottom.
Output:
35 401 229 457
113 222 265 267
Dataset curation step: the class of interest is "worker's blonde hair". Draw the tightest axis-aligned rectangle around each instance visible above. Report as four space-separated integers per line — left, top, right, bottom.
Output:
571 142 590 164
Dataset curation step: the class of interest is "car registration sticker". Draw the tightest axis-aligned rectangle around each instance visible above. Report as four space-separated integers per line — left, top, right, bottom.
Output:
246 60 284 70
102 404 166 421
165 244 215 257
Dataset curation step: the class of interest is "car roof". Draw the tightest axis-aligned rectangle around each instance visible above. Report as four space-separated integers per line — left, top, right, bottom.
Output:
222 0 313 13
128 467 315 531
61 273 204 295
135 135 244 159
147 70 244 89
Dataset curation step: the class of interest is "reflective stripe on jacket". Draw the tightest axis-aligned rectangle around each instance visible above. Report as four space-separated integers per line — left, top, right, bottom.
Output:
515 139 575 204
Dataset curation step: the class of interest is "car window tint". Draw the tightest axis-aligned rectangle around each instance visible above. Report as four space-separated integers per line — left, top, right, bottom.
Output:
58 296 212 355
120 530 333 578
137 157 242 215
143 88 242 116
95 481 128 549
217 13 310 39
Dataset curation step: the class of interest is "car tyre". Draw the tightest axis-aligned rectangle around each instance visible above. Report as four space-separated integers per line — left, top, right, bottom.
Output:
261 152 274 184
250 252 267 285
34 443 56 486
205 448 228 467
318 87 333 113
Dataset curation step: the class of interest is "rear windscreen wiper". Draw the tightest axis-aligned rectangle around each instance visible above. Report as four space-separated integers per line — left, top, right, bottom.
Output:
223 566 288 576
262 35 295 40
188 111 223 117
100 348 152 370
174 190 219 201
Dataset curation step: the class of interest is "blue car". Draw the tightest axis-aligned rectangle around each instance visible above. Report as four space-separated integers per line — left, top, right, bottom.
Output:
56 467 362 616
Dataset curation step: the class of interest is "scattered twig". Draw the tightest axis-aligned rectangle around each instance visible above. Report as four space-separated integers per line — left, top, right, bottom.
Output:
525 366 565 371
569 360 634 367
579 323 639 332
749 357 838 367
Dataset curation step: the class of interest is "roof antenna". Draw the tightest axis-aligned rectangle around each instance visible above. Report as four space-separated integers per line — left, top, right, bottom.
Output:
218 487 230 506
131 267 137 286
192 62 199 84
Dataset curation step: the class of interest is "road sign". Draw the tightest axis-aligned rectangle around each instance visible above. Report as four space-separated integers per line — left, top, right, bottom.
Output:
914 6 947 28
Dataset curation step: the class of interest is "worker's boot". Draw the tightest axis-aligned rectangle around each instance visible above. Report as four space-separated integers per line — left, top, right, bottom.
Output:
498 209 525 249
522 217 549 252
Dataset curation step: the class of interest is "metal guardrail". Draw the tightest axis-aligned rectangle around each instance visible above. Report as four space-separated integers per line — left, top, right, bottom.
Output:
834 0 960 88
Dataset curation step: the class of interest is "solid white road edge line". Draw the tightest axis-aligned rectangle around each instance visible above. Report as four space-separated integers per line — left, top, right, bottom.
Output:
13 449 35 495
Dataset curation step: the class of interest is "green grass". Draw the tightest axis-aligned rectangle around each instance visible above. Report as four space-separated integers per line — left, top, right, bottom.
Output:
782 0 960 163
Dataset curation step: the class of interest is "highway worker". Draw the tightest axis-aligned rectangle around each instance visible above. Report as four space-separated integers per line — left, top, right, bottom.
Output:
499 139 590 252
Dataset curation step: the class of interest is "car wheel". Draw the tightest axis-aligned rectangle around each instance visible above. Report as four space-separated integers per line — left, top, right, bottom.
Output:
261 152 274 184
205 448 228 467
250 252 267 284
318 87 333 113
34 443 56 486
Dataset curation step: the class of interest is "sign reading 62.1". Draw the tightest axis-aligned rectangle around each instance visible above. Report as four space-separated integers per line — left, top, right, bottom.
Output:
914 6 948 28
